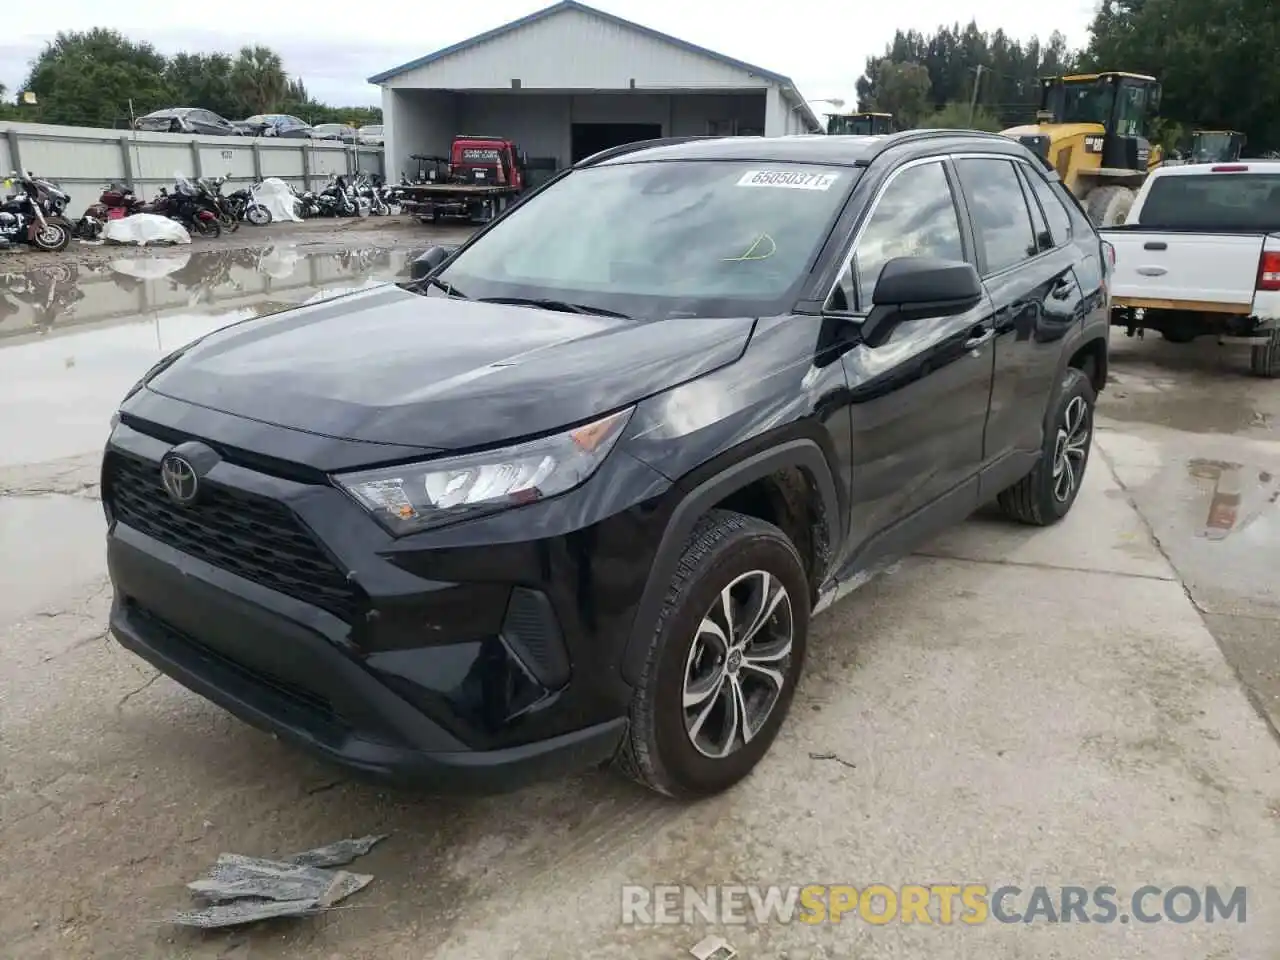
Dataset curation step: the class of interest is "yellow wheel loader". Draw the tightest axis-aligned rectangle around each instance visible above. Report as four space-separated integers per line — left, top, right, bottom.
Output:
826 112 895 136
1002 72 1164 226
1189 130 1246 164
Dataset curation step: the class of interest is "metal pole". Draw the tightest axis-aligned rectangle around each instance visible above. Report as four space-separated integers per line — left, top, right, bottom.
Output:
968 65 986 127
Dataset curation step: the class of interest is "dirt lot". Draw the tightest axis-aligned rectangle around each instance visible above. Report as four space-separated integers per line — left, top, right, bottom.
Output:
2 225 1279 959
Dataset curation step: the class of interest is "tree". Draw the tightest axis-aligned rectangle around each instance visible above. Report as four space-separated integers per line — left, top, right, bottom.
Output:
166 53 240 119
918 101 1003 132
1084 0 1280 151
859 61 933 128
231 45 288 116
22 29 173 127
857 22 1080 129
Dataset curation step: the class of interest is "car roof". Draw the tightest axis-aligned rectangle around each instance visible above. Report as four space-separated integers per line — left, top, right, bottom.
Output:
586 130 1031 168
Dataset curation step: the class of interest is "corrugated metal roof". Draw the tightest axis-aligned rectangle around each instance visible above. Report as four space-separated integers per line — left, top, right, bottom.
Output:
368 0 795 90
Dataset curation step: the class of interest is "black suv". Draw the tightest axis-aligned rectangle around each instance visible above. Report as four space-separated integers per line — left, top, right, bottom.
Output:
103 131 1110 798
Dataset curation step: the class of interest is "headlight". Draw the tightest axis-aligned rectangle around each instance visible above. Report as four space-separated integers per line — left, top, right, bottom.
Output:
333 407 634 535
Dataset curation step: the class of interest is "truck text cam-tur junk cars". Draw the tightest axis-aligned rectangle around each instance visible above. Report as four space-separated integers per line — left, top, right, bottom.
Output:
102 131 1111 798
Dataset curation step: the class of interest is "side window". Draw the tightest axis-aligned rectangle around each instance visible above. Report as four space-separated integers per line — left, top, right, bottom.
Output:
830 161 964 311
1020 162 1073 247
955 158 1038 275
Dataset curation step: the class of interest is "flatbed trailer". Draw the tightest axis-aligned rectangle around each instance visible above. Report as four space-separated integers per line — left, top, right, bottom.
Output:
397 182 521 224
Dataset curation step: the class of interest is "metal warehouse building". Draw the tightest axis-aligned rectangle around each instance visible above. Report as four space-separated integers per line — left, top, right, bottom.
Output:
369 0 822 183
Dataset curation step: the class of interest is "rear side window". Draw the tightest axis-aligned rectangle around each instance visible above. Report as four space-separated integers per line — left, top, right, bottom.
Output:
955 158 1037 275
1138 173 1280 230
1020 163 1073 247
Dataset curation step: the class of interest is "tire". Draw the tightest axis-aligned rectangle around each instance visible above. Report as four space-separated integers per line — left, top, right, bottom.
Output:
997 367 1096 526
1161 329 1197 344
246 204 272 226
192 218 221 239
32 220 70 252
616 510 810 798
1084 184 1136 227
1250 327 1280 378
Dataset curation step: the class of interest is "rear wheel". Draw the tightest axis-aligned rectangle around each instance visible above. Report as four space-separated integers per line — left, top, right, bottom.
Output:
191 218 221 239
1251 328 1280 378
997 367 1096 526
616 510 810 798
1084 184 1136 227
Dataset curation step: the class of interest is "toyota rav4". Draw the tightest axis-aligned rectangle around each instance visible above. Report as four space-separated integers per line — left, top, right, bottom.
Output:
103 130 1110 798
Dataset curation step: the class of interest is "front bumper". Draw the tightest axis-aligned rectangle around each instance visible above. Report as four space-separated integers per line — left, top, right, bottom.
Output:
102 406 670 791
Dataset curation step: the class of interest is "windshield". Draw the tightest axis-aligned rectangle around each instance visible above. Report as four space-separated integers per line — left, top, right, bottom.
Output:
1060 81 1115 125
436 160 858 318
1192 133 1236 163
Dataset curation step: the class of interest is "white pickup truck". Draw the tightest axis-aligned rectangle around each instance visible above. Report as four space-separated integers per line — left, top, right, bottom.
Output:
1101 160 1280 377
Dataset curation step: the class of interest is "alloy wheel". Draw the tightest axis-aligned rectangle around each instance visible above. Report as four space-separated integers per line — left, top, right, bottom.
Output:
682 569 794 759
1052 395 1090 502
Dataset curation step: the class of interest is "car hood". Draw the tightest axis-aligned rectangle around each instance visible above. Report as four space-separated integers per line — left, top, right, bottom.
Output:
146 284 755 451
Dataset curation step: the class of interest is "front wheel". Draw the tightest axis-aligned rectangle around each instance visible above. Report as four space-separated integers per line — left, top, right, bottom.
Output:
616 510 810 798
996 366 1096 525
246 204 272 226
33 220 71 252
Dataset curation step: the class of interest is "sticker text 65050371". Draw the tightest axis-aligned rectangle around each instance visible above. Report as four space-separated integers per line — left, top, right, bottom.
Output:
736 170 841 191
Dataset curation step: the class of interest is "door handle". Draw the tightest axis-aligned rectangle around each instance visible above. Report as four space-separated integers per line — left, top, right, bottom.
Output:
964 325 995 351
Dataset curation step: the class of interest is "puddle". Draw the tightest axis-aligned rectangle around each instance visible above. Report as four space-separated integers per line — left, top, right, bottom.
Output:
0 246 419 467
0 494 107 625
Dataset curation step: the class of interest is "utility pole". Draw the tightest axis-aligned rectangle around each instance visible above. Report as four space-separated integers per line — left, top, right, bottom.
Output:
968 65 986 127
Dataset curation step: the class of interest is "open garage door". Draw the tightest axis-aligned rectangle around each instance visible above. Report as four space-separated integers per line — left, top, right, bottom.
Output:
571 123 662 163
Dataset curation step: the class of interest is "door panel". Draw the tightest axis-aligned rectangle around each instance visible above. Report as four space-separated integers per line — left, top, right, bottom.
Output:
822 157 995 562
983 251 1082 461
841 298 996 547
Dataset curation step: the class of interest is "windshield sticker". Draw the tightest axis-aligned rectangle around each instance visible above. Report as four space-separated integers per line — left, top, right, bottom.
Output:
736 170 840 190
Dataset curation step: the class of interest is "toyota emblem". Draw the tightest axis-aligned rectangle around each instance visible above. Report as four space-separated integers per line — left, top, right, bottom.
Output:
160 453 200 505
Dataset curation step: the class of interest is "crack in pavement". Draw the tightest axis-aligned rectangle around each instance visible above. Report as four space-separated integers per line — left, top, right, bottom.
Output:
912 551 1178 581
116 672 161 709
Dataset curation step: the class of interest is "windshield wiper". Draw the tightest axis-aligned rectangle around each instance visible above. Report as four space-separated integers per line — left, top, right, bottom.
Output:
424 275 468 299
477 296 631 319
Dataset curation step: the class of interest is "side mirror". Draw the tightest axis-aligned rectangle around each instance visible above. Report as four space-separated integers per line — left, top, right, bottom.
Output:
861 257 983 347
409 245 458 281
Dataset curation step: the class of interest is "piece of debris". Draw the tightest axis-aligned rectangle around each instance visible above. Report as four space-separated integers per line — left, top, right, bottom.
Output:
689 934 738 960
168 835 388 929
809 751 857 769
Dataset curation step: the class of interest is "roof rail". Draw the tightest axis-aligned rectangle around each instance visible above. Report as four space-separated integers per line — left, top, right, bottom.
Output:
861 127 1016 160
575 136 725 167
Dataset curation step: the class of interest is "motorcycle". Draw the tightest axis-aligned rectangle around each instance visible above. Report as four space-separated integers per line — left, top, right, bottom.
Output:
352 173 390 216
316 175 358 217
0 172 73 252
75 182 146 239
164 177 223 238
197 176 241 233
225 180 273 226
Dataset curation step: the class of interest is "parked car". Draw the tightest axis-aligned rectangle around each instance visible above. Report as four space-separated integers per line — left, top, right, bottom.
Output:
358 125 384 146
1103 160 1280 376
102 130 1110 798
134 108 239 137
235 114 313 138
311 124 358 143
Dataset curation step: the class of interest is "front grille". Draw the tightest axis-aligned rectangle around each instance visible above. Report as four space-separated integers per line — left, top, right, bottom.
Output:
104 450 361 622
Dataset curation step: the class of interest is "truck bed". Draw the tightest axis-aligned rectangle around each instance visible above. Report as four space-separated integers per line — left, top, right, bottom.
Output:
1099 227 1276 314
397 182 516 198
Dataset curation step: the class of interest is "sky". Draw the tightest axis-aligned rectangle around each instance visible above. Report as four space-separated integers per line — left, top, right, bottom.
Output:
1 0 1101 112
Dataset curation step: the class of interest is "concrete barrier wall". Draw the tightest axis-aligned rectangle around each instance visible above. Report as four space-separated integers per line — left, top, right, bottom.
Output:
0 122 384 215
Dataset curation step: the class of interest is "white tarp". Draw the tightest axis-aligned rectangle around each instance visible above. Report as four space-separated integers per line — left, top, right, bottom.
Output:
254 178 303 223
102 214 191 246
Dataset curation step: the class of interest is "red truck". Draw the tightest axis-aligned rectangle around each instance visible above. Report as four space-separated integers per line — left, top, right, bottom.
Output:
399 135 528 224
